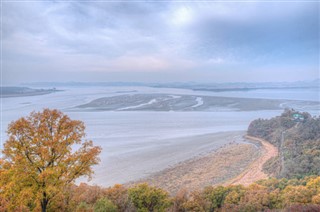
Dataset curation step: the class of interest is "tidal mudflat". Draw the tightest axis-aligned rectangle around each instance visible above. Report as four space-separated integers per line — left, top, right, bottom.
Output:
76 93 320 112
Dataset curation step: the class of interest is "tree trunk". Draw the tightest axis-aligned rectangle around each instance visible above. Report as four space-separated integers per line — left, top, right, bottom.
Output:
41 200 47 212
41 192 48 212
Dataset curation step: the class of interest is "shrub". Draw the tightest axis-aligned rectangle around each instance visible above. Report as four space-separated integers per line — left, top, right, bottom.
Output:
128 183 172 212
94 198 117 212
105 184 131 212
203 186 230 211
76 202 91 212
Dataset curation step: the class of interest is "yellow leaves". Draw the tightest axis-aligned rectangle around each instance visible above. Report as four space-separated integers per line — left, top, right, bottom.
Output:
0 166 37 211
282 185 314 205
312 193 320 204
306 176 320 191
180 190 206 212
224 190 242 205
0 109 101 211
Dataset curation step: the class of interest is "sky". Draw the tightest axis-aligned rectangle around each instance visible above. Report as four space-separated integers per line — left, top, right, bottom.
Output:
2 1 319 84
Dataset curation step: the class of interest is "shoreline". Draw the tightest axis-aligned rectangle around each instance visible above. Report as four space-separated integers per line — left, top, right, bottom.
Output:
127 134 278 194
87 131 247 187
225 135 278 186
126 135 262 194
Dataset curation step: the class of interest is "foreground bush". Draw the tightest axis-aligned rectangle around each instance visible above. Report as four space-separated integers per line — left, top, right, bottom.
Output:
128 183 172 212
105 184 131 211
94 198 117 212
2 166 320 212
76 202 91 212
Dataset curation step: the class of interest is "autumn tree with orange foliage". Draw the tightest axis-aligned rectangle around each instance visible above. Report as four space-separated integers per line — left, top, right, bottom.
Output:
0 109 101 212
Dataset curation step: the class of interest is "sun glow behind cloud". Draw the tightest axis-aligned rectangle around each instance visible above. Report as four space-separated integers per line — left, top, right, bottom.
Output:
171 7 194 26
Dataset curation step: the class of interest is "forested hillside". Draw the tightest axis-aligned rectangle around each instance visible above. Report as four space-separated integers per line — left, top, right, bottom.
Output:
247 109 320 178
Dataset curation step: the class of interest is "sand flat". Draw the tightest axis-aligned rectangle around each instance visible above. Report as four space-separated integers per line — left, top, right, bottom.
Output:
132 142 259 194
76 93 320 112
89 131 246 186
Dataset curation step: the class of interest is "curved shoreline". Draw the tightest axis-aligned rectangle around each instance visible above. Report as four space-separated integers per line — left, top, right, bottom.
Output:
225 135 278 186
130 140 260 194
129 134 278 194
90 131 248 187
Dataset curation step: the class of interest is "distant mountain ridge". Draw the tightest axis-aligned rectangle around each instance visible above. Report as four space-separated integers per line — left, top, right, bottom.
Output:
22 79 320 90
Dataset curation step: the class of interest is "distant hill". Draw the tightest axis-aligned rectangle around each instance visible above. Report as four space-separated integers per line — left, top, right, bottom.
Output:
0 87 59 98
22 79 320 91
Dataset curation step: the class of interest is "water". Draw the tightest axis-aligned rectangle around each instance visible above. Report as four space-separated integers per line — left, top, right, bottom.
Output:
1 86 319 186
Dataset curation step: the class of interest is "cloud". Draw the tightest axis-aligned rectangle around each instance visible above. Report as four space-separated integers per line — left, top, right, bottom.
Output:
2 1 319 84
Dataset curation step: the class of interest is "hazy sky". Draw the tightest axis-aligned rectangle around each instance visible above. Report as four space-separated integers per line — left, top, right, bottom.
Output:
2 1 319 84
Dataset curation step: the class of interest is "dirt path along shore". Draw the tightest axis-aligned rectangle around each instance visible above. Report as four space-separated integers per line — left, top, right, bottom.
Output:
226 135 278 186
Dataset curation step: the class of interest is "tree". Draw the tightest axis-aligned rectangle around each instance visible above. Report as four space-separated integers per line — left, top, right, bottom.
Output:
76 202 91 212
306 176 320 192
224 185 245 205
94 198 117 212
203 185 230 211
0 109 101 212
70 183 106 206
105 184 130 212
237 184 270 212
128 183 172 212
282 185 314 205
182 190 206 212
172 189 189 212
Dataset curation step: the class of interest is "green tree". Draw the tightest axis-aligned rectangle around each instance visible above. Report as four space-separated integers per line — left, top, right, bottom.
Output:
94 198 117 212
128 183 172 212
76 202 91 212
203 186 230 211
0 109 101 212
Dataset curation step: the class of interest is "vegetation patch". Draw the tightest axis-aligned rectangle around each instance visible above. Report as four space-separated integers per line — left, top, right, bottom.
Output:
248 109 320 178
